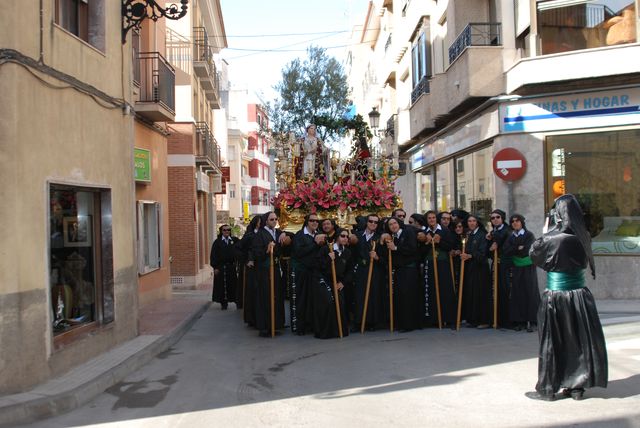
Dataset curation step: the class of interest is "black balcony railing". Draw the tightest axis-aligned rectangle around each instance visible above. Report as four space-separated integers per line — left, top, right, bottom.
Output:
411 75 430 104
137 52 175 112
385 33 393 53
132 29 141 86
448 23 502 64
385 114 397 138
195 122 221 170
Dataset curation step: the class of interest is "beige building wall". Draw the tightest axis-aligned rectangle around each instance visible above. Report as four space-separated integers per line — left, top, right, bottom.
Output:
0 1 137 393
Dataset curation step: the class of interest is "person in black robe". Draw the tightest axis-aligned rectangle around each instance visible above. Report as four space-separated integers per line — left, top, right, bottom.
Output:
422 210 457 328
437 211 452 232
210 224 238 310
449 219 467 297
240 215 261 326
383 217 422 332
290 213 323 335
527 194 607 401
487 209 513 328
252 212 288 337
503 214 540 332
461 214 492 328
312 231 352 339
352 214 385 332
321 218 340 244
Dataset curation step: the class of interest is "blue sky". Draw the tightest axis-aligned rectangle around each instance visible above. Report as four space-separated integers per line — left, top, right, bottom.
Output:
220 0 371 101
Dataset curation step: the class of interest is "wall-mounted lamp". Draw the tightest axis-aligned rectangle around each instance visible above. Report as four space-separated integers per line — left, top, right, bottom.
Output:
368 106 385 137
122 0 189 44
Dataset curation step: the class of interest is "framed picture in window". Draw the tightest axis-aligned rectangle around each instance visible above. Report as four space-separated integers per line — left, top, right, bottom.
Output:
63 216 92 247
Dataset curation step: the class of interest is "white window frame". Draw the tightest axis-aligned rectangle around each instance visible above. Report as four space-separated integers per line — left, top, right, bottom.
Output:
137 201 163 274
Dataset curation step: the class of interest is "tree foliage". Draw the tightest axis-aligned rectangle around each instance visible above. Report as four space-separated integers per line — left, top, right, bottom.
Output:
268 46 351 144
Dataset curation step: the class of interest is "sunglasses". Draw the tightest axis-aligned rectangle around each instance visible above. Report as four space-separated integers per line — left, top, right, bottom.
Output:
308 219 319 223
339 234 349 238
269 218 278 221
511 219 521 223
396 215 406 218
368 219 379 224
222 229 231 232
490 216 501 220
441 217 451 220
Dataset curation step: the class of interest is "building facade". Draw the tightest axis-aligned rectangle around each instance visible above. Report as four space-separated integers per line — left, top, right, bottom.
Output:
165 0 227 289
0 1 138 393
350 0 640 298
247 104 273 215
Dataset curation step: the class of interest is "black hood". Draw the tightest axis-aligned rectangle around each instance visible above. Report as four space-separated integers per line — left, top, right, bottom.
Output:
551 194 595 279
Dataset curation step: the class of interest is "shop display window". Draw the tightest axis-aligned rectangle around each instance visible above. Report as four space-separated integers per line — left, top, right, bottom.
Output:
436 160 455 211
455 146 495 224
546 129 640 254
49 184 114 337
417 170 434 213
537 0 636 55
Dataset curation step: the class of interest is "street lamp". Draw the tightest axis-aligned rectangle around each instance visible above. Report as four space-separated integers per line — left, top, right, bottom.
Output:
368 107 381 133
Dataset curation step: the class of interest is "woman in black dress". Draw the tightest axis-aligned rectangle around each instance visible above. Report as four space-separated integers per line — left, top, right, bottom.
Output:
312 230 352 339
240 215 261 326
502 214 540 332
460 214 492 328
527 194 607 401
210 224 239 310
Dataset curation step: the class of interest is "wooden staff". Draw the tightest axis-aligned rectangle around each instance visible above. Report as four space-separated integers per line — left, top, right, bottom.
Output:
327 242 344 338
388 239 394 332
456 238 467 331
360 241 377 334
431 239 442 329
269 243 275 338
493 248 498 329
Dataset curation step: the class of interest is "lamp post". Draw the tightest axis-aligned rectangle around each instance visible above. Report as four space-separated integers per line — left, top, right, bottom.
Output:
368 107 382 136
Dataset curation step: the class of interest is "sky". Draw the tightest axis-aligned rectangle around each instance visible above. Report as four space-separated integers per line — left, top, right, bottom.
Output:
219 0 371 102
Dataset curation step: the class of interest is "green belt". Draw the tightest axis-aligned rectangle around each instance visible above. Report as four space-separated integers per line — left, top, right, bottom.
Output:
512 256 532 267
547 270 585 291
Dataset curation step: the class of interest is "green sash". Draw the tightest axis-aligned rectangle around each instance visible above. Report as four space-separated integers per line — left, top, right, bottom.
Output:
547 270 585 291
512 256 532 267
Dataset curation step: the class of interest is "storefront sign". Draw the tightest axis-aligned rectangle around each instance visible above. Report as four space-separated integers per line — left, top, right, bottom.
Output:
493 148 527 181
500 87 640 134
134 148 151 182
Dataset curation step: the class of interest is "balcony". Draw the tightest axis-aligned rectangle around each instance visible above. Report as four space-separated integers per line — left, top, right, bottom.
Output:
195 122 221 173
193 27 221 108
386 114 397 139
449 23 502 65
411 76 430 104
135 52 175 122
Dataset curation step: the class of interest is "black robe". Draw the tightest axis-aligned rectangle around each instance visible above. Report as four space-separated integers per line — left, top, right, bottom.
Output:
488 224 513 327
421 227 457 326
290 229 321 334
312 245 351 339
352 230 386 330
503 230 540 324
210 236 239 305
462 228 492 326
384 228 422 331
239 229 258 326
530 228 607 395
252 227 286 334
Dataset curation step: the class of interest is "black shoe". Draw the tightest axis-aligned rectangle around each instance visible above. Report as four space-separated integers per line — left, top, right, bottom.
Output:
258 331 270 337
569 388 585 400
525 391 555 401
514 324 522 331
221 303 228 310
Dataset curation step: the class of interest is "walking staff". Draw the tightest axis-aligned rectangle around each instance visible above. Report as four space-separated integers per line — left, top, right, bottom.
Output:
387 236 394 332
456 238 467 331
269 242 275 338
361 241 377 334
327 241 344 338
493 247 499 329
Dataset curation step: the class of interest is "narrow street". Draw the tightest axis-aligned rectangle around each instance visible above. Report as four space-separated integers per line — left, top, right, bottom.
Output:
26 304 640 427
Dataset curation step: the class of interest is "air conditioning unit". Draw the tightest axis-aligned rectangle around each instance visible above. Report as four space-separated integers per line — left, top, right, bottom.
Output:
211 174 223 193
196 171 210 193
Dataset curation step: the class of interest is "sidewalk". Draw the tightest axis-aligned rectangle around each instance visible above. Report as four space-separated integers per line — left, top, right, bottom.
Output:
0 296 638 427
0 286 213 428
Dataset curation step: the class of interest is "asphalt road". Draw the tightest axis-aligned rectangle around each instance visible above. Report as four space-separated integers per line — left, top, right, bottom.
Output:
25 304 640 428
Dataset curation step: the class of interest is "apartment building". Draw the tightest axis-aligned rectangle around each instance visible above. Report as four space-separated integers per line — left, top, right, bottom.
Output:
349 0 640 298
247 104 273 215
0 1 139 393
165 0 227 289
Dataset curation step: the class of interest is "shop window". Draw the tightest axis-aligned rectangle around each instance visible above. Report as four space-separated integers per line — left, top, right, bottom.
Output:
49 185 114 338
229 183 237 199
417 168 435 213
546 129 640 254
537 0 636 55
455 146 495 223
436 160 454 211
137 201 162 273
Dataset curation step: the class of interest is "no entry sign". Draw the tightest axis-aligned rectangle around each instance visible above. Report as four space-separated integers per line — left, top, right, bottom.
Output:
493 148 527 181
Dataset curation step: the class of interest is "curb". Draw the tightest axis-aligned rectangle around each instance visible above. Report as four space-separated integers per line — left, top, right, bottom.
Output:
0 301 211 428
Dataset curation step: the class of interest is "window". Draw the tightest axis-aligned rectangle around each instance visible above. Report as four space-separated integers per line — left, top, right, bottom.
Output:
54 0 105 51
137 201 162 273
537 0 636 55
455 146 494 223
229 183 237 199
49 184 114 337
436 160 454 211
411 26 431 103
262 192 270 206
227 147 236 161
546 129 640 254
417 169 435 213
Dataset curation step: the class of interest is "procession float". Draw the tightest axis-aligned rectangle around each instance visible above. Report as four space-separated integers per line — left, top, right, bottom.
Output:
269 120 403 231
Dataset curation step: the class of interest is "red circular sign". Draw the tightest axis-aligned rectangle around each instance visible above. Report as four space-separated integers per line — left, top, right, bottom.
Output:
493 148 527 182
